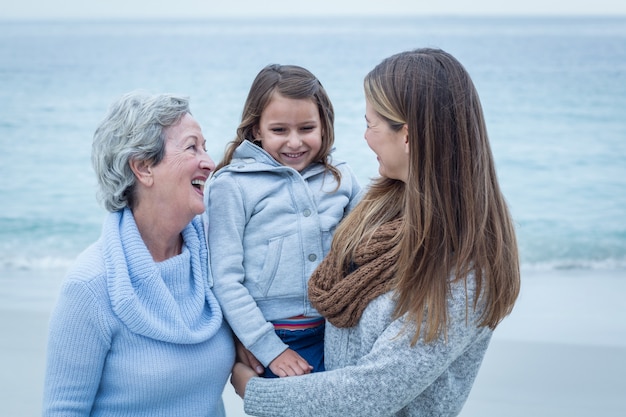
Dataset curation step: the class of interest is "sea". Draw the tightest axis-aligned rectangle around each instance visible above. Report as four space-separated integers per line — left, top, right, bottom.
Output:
1 16 625 311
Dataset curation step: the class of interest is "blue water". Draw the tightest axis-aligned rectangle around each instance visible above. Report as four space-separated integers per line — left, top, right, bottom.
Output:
1 17 625 307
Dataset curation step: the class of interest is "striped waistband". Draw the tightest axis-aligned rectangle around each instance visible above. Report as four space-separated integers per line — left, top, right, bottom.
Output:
272 315 325 330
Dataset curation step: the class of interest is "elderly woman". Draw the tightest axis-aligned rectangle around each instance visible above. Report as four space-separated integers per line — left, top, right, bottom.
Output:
42 92 235 416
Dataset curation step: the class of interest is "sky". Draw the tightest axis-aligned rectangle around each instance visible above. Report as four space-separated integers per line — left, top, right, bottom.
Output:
2 0 626 20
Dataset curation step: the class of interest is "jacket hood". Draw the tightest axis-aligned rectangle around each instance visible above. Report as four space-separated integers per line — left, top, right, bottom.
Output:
218 140 329 178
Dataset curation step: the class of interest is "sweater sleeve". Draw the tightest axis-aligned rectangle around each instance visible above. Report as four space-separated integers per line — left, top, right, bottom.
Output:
43 278 112 417
207 174 287 367
243 288 491 416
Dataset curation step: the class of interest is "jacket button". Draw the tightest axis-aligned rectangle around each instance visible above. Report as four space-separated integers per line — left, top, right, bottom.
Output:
308 254 317 262
303 209 311 217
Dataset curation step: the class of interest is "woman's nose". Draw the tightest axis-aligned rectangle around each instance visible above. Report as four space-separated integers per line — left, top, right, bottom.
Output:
200 151 216 172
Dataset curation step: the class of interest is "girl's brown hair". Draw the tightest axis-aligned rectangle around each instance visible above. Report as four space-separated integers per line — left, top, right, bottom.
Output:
215 64 340 184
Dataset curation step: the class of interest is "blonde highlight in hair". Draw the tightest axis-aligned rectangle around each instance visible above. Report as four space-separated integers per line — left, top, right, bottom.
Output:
332 48 520 344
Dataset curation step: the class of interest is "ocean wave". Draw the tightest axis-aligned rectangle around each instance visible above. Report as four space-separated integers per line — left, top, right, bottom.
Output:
2 253 625 274
0 255 75 271
520 258 626 272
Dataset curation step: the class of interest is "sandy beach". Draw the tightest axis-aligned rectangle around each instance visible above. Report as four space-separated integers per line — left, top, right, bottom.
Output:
2 268 625 417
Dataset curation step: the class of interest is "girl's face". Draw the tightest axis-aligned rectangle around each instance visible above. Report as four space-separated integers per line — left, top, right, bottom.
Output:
255 93 323 172
364 99 410 182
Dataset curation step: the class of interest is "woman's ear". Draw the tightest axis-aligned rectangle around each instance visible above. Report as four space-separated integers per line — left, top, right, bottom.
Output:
402 124 410 154
129 158 154 187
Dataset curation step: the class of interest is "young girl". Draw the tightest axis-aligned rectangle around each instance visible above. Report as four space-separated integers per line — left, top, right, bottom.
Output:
206 64 361 378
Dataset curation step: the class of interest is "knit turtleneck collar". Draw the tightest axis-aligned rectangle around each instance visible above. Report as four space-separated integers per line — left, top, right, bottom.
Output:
102 208 223 343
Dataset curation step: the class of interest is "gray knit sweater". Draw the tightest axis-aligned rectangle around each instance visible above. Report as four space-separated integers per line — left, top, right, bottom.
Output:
243 275 492 416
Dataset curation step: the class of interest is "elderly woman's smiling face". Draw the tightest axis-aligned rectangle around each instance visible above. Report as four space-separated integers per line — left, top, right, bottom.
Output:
150 114 215 224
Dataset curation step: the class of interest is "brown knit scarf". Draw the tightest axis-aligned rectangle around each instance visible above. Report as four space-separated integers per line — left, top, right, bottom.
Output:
308 218 403 328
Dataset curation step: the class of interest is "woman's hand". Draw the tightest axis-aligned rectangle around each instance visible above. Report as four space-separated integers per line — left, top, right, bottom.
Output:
231 362 259 398
235 338 264 375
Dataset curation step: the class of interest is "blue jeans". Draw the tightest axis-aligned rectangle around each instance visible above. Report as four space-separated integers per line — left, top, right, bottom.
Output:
263 322 325 378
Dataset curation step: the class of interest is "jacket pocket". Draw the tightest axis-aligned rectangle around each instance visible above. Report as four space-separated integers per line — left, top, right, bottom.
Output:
257 232 302 298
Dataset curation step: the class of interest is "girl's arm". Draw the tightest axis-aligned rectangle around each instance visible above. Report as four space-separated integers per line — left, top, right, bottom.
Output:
207 175 288 367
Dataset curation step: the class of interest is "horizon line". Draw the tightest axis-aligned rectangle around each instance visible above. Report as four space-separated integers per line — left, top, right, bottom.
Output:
2 12 626 22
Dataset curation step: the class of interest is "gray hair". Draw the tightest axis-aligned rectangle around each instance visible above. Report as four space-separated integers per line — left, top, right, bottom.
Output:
91 91 191 212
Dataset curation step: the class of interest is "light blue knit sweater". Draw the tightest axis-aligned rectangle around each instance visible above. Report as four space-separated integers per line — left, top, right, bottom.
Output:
43 208 235 416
